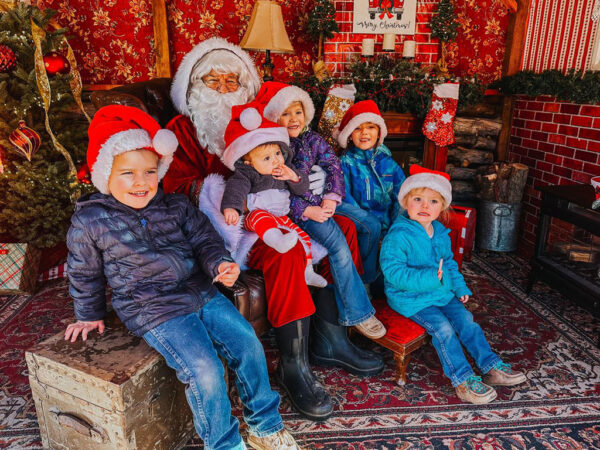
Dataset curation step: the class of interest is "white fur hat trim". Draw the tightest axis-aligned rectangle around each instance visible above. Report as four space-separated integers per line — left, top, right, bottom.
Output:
170 37 261 115
337 112 388 149
222 127 289 171
90 129 174 195
397 172 452 207
263 85 316 126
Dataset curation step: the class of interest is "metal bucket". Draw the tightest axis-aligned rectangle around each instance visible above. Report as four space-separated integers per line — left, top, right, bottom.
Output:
476 201 521 252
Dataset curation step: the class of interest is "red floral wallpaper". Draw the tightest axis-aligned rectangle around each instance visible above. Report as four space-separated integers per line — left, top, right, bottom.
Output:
33 0 509 85
446 0 510 84
34 0 317 84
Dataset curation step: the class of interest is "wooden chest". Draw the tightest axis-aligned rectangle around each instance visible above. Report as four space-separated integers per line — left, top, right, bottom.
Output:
25 313 193 449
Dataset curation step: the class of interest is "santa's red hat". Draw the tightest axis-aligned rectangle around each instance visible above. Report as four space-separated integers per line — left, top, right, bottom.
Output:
336 100 387 149
87 105 178 194
222 103 289 170
398 165 452 206
255 81 316 126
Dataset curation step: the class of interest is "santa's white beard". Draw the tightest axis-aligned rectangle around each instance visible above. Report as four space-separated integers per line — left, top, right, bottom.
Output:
187 85 250 156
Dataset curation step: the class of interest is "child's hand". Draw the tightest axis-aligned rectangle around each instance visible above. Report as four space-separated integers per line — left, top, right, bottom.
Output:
460 295 470 303
215 262 240 287
65 320 105 342
321 199 337 215
304 205 333 223
272 164 299 182
224 208 239 226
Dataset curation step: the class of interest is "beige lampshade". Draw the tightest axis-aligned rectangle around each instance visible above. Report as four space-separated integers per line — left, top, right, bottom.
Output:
240 0 294 53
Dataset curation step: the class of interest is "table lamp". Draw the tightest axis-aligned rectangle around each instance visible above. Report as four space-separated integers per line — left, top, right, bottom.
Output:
240 0 294 81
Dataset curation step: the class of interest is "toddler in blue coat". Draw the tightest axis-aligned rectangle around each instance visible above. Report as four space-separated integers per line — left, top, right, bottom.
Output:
64 105 299 450
380 165 526 404
335 100 406 289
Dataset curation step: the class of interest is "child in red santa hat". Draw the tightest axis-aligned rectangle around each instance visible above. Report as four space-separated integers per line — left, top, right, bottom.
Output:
65 105 300 450
256 82 387 342
380 165 527 405
220 102 327 288
335 100 407 296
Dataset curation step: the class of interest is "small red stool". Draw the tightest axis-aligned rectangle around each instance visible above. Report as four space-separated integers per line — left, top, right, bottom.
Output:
354 299 429 385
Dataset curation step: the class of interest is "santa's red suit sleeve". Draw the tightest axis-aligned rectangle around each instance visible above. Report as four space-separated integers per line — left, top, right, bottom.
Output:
162 114 232 202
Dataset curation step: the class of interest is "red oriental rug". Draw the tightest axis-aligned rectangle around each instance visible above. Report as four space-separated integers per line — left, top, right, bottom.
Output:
1 254 599 449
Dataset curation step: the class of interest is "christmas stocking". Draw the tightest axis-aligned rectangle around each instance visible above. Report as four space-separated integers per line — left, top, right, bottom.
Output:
318 84 356 151
422 82 459 146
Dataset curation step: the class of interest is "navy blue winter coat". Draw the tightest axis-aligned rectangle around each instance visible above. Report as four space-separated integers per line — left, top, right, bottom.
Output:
67 189 233 337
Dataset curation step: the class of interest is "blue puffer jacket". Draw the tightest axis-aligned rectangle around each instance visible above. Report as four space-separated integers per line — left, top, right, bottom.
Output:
67 189 233 337
339 143 406 231
380 215 472 317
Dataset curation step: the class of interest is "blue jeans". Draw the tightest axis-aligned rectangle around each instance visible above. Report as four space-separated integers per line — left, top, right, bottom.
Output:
299 217 374 325
143 293 282 450
410 297 501 387
335 202 382 284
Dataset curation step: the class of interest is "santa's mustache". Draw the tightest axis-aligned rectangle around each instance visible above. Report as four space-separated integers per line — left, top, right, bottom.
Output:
187 85 250 156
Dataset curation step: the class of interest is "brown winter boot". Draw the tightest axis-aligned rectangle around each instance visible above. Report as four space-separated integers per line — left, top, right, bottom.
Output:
483 361 527 386
455 375 497 404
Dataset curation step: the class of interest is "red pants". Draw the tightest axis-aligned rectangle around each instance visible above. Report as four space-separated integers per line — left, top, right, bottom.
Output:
246 214 363 328
245 209 313 259
247 237 315 328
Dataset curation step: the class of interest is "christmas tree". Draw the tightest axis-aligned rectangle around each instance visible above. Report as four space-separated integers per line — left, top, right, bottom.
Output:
430 0 459 74
306 0 338 60
0 3 92 248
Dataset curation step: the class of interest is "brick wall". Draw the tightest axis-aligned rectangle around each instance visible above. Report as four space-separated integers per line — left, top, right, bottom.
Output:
325 0 439 76
508 96 600 253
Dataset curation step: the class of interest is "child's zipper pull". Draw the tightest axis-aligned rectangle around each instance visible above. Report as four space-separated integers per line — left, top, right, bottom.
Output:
140 218 147 228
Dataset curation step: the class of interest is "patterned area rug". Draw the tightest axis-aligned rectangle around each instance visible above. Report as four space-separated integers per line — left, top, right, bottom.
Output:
1 254 599 449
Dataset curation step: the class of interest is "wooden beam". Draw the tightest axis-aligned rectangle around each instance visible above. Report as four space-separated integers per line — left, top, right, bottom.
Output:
152 0 171 78
497 0 532 162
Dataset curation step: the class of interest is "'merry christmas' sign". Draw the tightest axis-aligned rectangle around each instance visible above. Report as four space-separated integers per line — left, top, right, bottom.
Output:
353 0 417 34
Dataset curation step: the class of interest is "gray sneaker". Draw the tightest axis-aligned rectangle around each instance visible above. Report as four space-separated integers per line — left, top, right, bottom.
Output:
483 361 527 386
455 375 497 404
247 429 302 450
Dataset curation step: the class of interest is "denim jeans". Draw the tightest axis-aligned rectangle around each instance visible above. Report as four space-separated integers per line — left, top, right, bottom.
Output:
299 217 374 325
143 292 282 450
410 297 501 387
335 202 382 284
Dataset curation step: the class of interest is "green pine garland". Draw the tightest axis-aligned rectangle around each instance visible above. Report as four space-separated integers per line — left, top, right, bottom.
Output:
292 56 485 119
430 0 459 43
0 3 92 248
493 69 600 105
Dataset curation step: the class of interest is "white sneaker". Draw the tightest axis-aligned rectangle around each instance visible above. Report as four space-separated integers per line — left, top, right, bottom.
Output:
247 429 302 449
262 228 298 253
305 264 327 287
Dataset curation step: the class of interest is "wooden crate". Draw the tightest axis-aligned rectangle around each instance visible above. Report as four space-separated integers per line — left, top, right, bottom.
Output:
26 313 193 449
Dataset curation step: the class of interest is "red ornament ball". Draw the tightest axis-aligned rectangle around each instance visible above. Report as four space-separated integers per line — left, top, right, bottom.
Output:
9 121 41 161
0 44 17 73
43 51 70 76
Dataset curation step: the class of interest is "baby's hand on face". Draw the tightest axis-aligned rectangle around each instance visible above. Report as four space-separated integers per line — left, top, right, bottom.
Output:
321 199 337 215
272 164 299 182
224 208 239 226
304 205 333 223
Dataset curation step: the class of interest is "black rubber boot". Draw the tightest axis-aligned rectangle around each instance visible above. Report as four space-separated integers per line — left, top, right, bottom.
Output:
310 288 384 376
274 317 334 421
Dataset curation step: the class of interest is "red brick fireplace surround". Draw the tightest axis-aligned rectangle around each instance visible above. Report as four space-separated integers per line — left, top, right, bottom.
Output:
508 96 600 254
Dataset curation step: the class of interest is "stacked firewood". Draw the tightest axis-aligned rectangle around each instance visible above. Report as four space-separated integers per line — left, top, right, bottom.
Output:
446 116 502 201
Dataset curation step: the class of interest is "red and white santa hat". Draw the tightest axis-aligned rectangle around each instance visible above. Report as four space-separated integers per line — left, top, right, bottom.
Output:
336 100 387 149
398 164 452 207
222 102 290 170
87 105 178 194
255 81 316 126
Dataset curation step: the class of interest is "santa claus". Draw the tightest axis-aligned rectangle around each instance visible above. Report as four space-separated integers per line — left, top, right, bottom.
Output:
163 38 383 421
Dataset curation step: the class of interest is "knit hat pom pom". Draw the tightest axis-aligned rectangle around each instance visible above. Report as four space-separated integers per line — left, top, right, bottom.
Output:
240 107 262 130
152 129 178 156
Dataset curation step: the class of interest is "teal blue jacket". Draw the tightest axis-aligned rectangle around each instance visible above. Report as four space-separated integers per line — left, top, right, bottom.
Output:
339 144 406 231
380 215 472 317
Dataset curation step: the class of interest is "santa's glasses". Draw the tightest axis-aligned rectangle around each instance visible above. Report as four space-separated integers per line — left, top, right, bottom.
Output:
202 74 240 92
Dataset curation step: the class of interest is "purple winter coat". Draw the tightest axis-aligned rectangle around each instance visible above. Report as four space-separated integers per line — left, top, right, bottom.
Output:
289 129 345 221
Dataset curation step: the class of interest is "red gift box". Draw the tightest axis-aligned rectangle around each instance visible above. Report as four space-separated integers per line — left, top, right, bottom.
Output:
444 206 477 270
